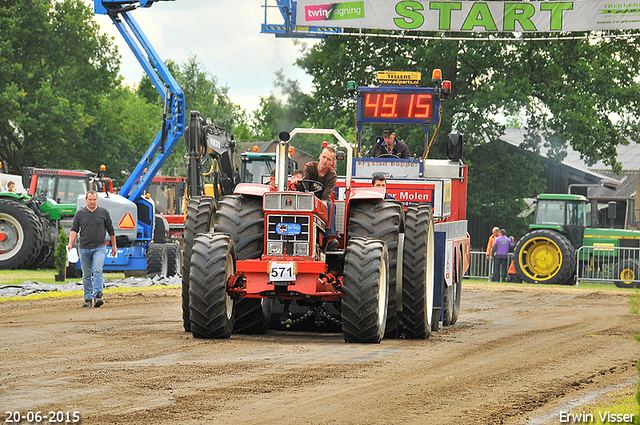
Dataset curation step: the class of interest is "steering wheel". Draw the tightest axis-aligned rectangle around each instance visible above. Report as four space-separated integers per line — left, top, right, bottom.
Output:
377 153 399 159
297 179 325 198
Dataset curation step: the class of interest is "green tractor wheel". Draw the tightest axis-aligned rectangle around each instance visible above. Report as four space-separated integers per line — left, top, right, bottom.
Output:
514 229 576 285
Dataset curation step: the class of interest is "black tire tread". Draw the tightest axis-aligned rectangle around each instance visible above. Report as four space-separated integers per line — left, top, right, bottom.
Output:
514 229 576 285
348 200 402 338
182 197 216 332
0 199 44 269
214 195 270 334
189 233 235 339
342 237 389 343
402 205 433 339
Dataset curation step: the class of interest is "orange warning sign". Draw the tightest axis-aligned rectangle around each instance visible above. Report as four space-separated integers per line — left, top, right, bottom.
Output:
119 213 136 229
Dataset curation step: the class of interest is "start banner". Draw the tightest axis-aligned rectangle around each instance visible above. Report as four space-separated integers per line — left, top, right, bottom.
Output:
296 0 640 33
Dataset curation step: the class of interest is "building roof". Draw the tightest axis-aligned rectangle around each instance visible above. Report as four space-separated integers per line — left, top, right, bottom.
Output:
587 170 639 200
497 129 622 188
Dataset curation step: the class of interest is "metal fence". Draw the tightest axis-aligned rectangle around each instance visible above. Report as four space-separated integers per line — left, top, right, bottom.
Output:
466 246 640 286
465 250 514 279
576 246 640 286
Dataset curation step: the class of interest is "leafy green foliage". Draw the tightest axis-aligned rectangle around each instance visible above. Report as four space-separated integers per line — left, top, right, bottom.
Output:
0 0 120 174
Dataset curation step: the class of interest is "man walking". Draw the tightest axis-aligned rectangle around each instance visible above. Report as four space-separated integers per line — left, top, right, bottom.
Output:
68 190 117 307
491 229 515 282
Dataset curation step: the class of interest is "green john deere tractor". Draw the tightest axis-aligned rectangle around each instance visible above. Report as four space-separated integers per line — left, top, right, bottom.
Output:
514 193 640 287
0 168 103 270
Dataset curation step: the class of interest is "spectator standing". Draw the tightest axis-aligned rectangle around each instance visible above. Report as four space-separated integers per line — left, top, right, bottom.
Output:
67 190 117 308
491 229 515 282
372 126 410 158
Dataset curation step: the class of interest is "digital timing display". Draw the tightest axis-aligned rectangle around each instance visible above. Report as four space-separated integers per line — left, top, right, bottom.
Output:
361 90 434 122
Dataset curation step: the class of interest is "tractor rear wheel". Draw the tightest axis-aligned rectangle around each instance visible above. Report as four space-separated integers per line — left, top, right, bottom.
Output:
147 243 167 278
214 195 270 334
613 259 640 288
165 243 180 277
402 205 435 339
0 199 44 269
514 230 576 285
342 237 389 343
348 200 402 338
189 233 236 339
181 197 216 332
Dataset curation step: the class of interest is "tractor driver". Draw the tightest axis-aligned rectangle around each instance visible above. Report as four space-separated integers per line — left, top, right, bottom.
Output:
291 146 338 248
372 125 410 159
291 146 337 204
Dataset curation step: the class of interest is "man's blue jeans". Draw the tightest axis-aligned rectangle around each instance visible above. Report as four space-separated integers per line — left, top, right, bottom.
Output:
80 247 107 300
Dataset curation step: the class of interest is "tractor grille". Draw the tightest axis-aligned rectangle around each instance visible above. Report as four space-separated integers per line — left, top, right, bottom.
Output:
266 214 310 256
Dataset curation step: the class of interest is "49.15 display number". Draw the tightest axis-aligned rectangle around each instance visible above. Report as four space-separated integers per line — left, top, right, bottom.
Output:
362 92 433 121
5 411 80 423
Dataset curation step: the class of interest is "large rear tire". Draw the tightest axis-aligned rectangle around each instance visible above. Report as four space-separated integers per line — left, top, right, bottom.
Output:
402 205 435 339
348 200 402 338
189 233 236 339
342 237 389 343
214 195 271 334
514 230 576 285
182 197 216 332
613 259 640 288
0 199 44 269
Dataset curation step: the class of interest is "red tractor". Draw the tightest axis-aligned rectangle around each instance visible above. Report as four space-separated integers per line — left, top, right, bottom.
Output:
182 71 470 343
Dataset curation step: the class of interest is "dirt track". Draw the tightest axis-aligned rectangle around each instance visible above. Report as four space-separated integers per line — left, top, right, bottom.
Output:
1 283 639 425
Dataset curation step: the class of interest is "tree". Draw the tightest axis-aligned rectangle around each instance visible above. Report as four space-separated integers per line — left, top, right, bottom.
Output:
144 56 249 176
0 0 120 173
251 70 313 141
297 33 640 169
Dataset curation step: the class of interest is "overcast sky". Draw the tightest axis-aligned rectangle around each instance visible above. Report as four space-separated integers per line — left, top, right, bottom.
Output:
86 1 318 113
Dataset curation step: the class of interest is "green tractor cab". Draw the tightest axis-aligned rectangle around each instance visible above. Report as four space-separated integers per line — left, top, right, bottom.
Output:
0 168 100 269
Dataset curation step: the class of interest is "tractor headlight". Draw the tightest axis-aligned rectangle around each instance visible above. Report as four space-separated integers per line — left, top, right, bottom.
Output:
293 242 309 256
267 241 283 255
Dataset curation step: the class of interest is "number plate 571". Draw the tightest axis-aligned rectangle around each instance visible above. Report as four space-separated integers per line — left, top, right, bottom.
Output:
268 262 297 281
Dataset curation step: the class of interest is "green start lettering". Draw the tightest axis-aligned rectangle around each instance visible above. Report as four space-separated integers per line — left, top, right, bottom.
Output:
461 3 498 31
395 1 425 29
540 2 573 30
504 3 537 31
429 2 462 30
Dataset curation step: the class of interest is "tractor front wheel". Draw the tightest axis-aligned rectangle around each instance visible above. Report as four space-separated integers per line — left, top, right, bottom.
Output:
402 204 435 339
214 195 270 334
189 233 236 339
342 237 389 343
348 200 402 338
181 197 216 332
514 230 576 285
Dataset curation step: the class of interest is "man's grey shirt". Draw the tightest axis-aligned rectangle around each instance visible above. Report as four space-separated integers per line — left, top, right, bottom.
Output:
71 206 115 249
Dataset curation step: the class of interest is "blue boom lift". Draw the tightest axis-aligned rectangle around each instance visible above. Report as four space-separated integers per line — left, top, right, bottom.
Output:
87 0 185 275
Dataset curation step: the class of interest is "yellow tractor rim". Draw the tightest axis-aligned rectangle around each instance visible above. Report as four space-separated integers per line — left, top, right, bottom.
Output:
620 268 635 284
519 236 563 281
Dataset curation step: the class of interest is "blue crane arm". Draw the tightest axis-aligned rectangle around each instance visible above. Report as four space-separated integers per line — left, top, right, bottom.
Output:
94 1 185 201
